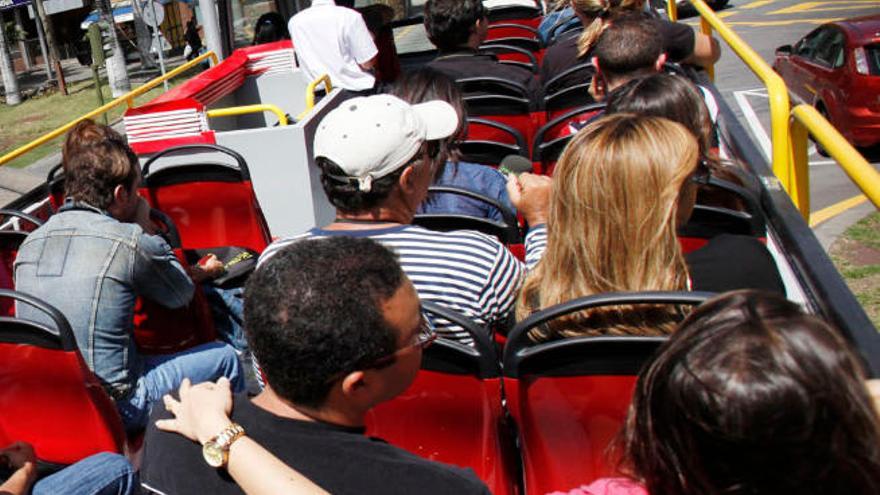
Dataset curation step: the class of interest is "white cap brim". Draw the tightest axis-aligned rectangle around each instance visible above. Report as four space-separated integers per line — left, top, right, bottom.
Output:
411 100 460 141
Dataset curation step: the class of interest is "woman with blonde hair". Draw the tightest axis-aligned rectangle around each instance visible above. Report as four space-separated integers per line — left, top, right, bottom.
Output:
514 114 783 342
540 0 720 94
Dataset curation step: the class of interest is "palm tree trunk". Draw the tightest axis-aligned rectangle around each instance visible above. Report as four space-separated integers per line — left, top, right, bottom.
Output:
0 11 21 105
98 0 130 97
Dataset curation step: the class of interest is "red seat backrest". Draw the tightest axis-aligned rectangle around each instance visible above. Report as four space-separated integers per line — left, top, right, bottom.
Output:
133 249 216 354
141 179 270 253
366 372 517 495
503 293 711 494
0 291 125 465
532 104 605 175
506 375 635 493
0 261 12 315
365 303 517 494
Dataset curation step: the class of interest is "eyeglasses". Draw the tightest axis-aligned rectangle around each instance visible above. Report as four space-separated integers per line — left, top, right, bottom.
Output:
690 158 712 186
369 315 437 369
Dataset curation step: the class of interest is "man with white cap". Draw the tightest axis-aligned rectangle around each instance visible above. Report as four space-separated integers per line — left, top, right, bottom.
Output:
260 94 550 345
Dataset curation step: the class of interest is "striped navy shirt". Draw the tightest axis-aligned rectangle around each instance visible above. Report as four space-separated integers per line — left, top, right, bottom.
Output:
259 224 547 345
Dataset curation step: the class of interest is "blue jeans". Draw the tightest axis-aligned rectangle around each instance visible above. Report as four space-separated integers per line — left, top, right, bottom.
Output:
418 161 514 221
117 341 244 431
33 452 136 495
203 285 247 353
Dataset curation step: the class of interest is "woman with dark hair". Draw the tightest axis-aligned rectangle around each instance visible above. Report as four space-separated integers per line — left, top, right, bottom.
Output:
252 12 290 45
604 73 749 202
391 68 515 221
555 290 880 495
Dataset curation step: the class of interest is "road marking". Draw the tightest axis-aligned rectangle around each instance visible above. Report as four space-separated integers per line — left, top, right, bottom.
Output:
740 0 777 9
393 24 417 42
733 90 772 162
769 1 880 16
810 195 869 227
724 18 846 27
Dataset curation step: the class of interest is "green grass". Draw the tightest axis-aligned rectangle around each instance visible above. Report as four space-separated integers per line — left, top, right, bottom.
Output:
0 65 202 169
830 212 880 329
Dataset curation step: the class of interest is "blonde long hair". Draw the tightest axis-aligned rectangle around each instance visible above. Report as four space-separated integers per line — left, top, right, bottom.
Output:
516 114 699 342
571 0 645 57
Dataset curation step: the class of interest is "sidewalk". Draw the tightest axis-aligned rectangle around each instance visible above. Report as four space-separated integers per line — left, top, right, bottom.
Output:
1 54 187 97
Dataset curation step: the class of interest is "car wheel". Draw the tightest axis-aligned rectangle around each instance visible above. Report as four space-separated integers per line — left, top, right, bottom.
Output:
814 104 831 157
711 0 729 8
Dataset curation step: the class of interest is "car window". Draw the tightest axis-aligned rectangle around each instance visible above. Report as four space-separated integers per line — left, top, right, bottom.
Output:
815 28 845 68
865 44 880 75
794 27 830 60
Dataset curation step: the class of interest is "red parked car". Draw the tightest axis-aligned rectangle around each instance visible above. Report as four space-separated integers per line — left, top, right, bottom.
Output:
773 14 880 149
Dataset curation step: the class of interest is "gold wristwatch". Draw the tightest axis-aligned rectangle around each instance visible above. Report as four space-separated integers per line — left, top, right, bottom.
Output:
202 423 246 468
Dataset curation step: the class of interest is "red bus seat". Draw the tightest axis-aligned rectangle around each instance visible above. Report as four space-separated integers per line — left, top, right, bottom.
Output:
478 43 539 74
414 185 522 245
502 291 713 494
462 117 529 166
459 77 538 153
679 176 767 242
487 4 543 29
543 62 597 119
0 210 43 315
532 103 605 174
0 289 126 467
46 164 66 213
366 302 518 495
133 209 217 354
139 144 272 253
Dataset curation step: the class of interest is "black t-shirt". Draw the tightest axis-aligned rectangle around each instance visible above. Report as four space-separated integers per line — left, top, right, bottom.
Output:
427 49 542 110
539 19 696 90
140 394 491 495
686 234 786 295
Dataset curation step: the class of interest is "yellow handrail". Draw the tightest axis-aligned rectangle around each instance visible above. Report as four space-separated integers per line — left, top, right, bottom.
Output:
0 51 218 167
207 104 289 126
790 104 880 215
667 0 679 21
681 0 792 193
296 74 334 121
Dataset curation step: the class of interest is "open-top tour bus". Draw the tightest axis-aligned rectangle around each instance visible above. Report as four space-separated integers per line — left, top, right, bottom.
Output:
0 1 878 493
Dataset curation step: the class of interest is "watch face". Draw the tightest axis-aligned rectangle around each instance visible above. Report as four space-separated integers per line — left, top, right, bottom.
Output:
203 441 225 468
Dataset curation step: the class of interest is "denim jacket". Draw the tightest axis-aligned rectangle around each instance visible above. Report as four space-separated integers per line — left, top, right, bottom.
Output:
14 202 194 399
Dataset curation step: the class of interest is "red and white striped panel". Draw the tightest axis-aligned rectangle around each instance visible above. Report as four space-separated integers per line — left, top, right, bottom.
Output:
124 108 208 145
245 47 296 77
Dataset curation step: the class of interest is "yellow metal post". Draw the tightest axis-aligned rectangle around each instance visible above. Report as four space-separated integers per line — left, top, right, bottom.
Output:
791 104 880 210
296 74 334 121
666 0 678 21
700 17 715 82
788 116 810 219
686 0 791 192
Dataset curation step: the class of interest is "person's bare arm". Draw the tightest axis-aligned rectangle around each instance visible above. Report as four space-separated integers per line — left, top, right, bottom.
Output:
866 379 880 420
157 379 329 495
0 442 37 495
682 32 721 68
359 55 378 72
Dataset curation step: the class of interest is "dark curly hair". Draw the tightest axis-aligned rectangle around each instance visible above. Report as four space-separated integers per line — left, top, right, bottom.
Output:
245 237 403 408
62 119 139 210
620 289 880 495
424 0 487 52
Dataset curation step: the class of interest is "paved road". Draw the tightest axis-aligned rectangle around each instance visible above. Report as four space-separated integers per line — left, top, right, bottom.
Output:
678 0 880 214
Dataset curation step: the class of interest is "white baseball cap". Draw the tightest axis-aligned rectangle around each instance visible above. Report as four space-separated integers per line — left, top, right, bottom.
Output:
313 94 460 192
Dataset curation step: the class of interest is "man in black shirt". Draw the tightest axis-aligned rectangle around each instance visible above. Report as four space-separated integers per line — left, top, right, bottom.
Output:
140 237 490 495
425 0 542 107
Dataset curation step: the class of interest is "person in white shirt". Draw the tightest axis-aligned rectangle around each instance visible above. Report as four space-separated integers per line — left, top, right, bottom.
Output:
289 0 379 92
